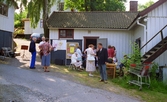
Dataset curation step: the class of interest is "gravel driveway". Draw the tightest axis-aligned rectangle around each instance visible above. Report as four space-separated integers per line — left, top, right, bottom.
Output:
0 39 140 102
0 64 140 102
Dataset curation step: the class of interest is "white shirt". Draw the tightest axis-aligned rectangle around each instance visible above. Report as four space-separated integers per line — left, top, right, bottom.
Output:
71 54 77 64
39 41 45 46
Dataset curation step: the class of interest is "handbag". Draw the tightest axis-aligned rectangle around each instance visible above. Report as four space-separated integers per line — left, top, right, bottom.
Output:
40 50 43 59
87 54 95 61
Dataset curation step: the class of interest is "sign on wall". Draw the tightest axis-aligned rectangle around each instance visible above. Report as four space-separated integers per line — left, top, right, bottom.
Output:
66 42 79 59
52 40 67 51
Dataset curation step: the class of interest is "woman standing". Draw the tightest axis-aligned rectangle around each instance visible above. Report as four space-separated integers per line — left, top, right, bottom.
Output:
85 44 96 77
113 46 117 63
39 38 52 72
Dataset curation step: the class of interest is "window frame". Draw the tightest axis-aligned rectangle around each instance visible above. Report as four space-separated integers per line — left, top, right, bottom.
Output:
58 29 74 39
0 3 8 16
40 19 43 28
58 2 64 11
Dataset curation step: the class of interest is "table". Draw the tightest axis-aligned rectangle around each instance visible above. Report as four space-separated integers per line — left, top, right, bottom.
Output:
106 63 116 78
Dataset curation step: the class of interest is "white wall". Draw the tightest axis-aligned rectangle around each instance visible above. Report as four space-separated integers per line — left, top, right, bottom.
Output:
28 0 66 34
146 1 167 66
133 25 145 55
24 21 32 34
147 1 167 51
50 29 133 61
0 6 15 32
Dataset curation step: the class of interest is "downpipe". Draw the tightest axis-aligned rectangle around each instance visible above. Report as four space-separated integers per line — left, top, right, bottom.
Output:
137 17 147 54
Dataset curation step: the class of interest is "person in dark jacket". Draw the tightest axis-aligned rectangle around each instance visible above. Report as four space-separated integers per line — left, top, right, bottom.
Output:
29 37 37 69
97 43 108 83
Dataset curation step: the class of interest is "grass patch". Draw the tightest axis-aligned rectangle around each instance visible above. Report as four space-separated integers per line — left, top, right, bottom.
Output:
50 65 167 102
112 75 167 102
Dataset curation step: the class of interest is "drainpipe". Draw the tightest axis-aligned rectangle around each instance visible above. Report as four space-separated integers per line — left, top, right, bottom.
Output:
137 17 147 54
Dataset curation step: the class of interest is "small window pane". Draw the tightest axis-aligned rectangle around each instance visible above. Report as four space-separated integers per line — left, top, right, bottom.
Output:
59 29 73 38
60 30 66 37
59 3 64 11
3 6 8 16
40 19 43 28
66 30 73 37
0 5 2 14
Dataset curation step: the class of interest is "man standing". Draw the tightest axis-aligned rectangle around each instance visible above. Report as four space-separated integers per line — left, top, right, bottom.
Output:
29 37 37 69
97 43 108 83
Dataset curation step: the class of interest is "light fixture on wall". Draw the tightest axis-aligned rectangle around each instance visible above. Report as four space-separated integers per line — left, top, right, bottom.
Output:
144 18 148 22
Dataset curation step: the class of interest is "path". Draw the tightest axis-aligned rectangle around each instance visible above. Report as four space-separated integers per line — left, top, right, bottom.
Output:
0 64 140 102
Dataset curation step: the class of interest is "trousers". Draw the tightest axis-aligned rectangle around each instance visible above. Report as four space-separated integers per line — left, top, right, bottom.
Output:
30 51 36 68
99 64 107 80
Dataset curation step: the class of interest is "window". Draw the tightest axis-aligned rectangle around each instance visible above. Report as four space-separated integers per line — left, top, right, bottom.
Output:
40 19 43 28
58 2 64 11
59 29 74 38
0 3 8 16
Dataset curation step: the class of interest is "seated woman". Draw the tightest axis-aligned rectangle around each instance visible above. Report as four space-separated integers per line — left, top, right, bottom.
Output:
71 52 82 68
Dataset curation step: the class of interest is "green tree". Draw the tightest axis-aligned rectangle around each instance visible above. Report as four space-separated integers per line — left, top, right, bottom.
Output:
138 0 154 11
27 0 56 38
1 0 56 38
65 0 126 11
14 10 27 28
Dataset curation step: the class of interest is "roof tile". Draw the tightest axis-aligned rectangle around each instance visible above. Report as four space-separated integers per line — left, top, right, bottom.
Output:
47 12 139 29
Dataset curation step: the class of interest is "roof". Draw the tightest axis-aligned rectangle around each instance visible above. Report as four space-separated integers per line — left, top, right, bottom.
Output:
47 12 139 29
139 0 167 16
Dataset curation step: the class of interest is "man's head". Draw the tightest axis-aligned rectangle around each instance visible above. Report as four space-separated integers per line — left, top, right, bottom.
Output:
32 37 37 42
98 43 103 49
42 36 45 41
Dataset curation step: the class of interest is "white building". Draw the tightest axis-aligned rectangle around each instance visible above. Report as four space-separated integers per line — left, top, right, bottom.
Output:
0 2 17 49
23 0 65 35
47 0 167 66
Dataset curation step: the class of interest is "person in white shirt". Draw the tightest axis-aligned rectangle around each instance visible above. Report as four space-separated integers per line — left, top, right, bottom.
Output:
71 52 82 68
76 46 83 69
76 46 82 61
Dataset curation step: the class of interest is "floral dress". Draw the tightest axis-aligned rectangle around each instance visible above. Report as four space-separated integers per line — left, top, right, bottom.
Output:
85 48 96 72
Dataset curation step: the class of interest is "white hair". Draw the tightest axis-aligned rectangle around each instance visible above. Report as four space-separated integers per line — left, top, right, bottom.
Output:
32 37 37 41
42 36 45 39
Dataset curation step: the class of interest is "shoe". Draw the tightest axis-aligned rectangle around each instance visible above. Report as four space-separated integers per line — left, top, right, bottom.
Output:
89 74 94 77
104 81 108 84
99 79 104 82
30 67 36 69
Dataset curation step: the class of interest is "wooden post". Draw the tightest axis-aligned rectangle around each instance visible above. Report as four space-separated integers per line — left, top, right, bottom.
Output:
161 31 164 40
161 31 164 45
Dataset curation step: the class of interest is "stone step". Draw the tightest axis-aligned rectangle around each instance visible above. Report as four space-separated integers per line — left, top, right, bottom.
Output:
141 58 146 61
145 55 151 58
150 51 155 54
154 47 160 50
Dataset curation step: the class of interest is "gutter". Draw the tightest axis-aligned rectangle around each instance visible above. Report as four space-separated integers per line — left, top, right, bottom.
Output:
137 17 147 53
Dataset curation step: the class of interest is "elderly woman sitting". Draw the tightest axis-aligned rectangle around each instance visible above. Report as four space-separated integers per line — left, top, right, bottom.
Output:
71 52 82 68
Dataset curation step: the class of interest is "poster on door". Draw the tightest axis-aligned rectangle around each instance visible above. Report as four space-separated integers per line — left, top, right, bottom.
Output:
52 40 66 51
66 42 79 59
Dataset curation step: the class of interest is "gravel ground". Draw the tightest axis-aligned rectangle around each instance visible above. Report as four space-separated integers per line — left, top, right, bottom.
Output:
0 64 140 102
0 39 141 102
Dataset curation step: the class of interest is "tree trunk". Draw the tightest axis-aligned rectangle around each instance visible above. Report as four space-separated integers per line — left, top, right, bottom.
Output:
84 0 88 11
43 0 49 38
